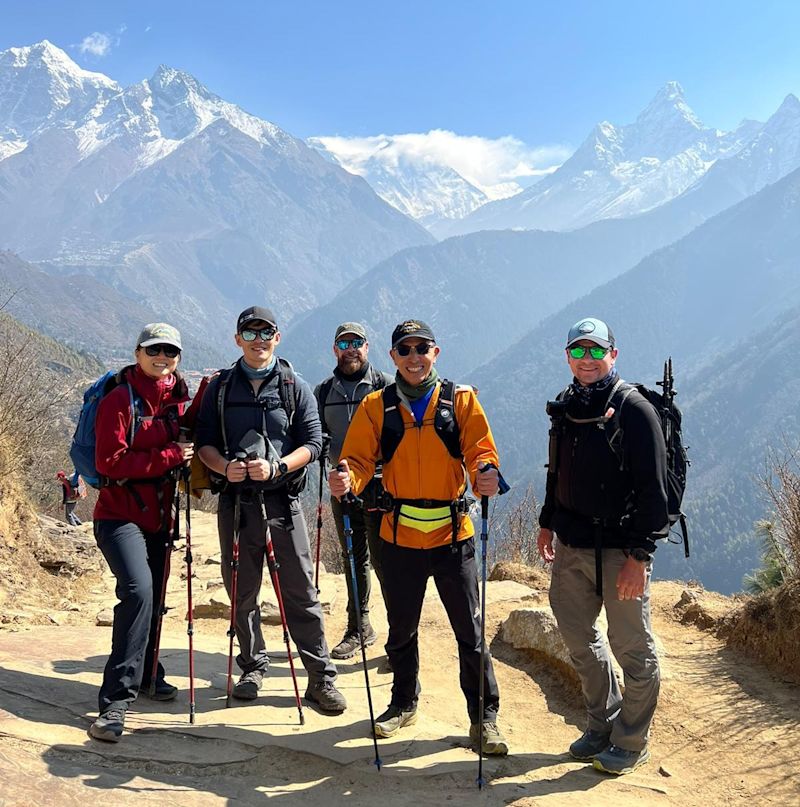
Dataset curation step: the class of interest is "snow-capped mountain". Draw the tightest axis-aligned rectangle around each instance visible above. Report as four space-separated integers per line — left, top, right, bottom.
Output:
309 138 490 227
0 42 432 361
440 82 762 237
0 40 119 143
309 133 528 230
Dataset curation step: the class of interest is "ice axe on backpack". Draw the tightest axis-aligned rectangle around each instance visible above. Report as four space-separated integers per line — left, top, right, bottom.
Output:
476 462 509 789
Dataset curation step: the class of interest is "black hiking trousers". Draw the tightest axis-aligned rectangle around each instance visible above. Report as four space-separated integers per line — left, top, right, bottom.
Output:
94 519 170 714
382 537 500 724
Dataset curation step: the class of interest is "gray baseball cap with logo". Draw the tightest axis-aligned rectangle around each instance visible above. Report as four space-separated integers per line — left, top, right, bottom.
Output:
566 317 615 349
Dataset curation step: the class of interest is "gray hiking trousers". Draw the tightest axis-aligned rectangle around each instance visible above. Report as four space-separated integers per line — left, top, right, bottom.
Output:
218 491 337 683
549 539 660 752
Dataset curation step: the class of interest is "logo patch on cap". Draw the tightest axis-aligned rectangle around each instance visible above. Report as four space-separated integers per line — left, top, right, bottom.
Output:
399 320 422 334
578 321 596 334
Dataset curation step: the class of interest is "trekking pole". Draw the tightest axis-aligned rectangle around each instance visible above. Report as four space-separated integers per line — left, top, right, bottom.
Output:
314 449 327 593
259 492 305 725
183 466 196 724
339 463 382 772
150 478 179 696
476 465 510 789
225 491 242 708
476 492 489 790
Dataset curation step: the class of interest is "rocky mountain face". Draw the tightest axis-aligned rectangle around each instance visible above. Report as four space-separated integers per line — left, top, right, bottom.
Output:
0 42 432 360
439 82 764 237
469 164 800 592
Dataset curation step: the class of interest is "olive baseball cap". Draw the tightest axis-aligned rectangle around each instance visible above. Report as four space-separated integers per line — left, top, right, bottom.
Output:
334 321 368 341
137 322 182 350
566 317 615 349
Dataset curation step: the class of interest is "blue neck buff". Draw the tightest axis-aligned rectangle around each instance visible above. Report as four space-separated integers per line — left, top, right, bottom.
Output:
240 356 276 380
571 366 618 404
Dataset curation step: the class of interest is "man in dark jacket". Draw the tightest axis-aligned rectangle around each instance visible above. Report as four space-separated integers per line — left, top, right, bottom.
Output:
537 317 668 776
314 322 392 659
196 306 346 713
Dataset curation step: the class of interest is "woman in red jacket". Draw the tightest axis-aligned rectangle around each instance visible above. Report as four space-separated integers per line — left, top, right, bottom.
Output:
89 323 193 743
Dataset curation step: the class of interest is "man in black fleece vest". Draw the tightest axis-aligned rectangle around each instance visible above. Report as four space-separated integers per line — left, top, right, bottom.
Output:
537 317 668 776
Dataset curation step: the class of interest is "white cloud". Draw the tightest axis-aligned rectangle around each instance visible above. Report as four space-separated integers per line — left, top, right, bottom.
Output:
312 130 572 199
79 32 112 57
78 26 126 58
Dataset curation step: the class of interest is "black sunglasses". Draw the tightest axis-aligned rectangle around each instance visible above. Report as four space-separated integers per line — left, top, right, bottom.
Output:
241 328 276 342
143 344 181 358
395 343 434 357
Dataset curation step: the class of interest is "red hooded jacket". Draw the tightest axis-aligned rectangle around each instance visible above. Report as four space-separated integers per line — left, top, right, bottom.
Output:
93 365 190 533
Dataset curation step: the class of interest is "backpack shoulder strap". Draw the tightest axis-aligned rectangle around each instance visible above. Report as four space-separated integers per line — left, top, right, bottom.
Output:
369 366 388 391
379 383 406 464
215 367 235 456
276 357 297 426
434 379 462 459
604 380 639 468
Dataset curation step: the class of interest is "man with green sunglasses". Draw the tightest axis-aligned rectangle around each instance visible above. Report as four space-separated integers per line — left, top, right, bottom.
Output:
537 317 668 776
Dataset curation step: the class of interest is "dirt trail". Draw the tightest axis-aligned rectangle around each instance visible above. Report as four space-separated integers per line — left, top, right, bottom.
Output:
0 512 798 806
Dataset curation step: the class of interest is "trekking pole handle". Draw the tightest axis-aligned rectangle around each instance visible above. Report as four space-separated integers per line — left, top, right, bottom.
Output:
478 462 511 495
336 462 358 505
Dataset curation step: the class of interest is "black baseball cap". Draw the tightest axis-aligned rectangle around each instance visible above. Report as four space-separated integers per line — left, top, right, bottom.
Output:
391 319 436 347
237 306 277 332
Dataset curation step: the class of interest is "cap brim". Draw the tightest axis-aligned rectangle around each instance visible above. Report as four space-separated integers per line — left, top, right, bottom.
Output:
566 336 613 349
139 337 182 349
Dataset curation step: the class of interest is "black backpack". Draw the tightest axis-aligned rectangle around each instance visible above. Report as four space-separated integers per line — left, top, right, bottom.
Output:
549 360 690 555
317 365 388 422
212 357 307 494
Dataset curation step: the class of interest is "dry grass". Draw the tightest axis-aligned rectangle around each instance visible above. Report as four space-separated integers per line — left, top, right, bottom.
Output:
717 578 800 684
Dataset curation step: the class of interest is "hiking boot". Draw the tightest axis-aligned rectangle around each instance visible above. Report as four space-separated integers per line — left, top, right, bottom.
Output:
593 744 651 775
305 680 347 713
373 704 418 738
469 721 509 756
569 729 612 760
89 709 125 742
331 622 377 660
232 669 265 700
141 678 178 702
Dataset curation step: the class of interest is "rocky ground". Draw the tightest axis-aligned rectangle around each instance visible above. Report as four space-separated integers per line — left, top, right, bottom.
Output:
1 512 799 806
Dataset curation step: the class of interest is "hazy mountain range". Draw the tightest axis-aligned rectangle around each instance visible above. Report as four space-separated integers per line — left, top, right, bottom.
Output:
0 41 431 360
3 39 800 592
469 164 800 591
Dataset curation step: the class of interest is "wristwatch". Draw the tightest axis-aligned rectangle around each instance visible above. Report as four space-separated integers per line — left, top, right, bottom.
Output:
629 547 652 563
274 460 289 478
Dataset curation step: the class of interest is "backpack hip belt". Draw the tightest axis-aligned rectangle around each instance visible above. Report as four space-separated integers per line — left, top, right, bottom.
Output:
389 494 472 551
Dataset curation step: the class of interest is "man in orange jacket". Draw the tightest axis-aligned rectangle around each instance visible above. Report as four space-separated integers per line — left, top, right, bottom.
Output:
329 319 508 755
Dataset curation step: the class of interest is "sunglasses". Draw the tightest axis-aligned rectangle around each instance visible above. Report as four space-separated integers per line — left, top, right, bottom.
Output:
336 338 366 350
241 328 276 342
143 344 181 358
395 342 434 357
568 345 611 360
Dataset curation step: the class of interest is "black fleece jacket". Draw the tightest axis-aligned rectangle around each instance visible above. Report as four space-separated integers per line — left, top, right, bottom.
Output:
539 379 669 554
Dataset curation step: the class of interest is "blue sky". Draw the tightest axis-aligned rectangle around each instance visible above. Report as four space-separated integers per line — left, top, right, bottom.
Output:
3 1 800 149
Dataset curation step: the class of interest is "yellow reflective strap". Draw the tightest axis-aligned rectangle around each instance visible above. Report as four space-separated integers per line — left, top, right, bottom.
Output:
397 503 452 534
